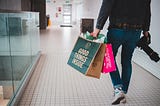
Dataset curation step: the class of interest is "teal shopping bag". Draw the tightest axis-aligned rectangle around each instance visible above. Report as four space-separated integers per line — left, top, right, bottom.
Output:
67 36 105 79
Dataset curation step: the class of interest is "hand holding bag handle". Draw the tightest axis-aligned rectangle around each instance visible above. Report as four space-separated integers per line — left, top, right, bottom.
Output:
84 31 107 43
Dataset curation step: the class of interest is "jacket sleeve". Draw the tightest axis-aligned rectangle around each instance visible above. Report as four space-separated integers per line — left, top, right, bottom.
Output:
143 0 151 31
96 0 115 30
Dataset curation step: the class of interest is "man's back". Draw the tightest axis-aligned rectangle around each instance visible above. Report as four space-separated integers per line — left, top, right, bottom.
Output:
109 0 151 31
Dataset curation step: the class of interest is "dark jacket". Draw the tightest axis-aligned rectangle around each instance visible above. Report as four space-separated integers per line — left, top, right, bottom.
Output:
96 0 151 31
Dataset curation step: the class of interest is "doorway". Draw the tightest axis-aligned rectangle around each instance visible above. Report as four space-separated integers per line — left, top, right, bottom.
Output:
61 3 72 27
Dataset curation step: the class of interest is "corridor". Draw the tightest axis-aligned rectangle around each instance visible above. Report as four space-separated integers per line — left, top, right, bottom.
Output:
17 26 160 106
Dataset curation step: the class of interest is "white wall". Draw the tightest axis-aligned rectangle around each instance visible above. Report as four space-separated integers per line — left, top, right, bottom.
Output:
46 0 81 25
150 0 160 53
81 0 101 18
46 0 64 25
46 0 102 26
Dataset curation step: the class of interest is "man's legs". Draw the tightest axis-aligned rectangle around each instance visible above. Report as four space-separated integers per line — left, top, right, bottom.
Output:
107 28 141 104
107 29 126 105
121 30 141 93
107 28 124 89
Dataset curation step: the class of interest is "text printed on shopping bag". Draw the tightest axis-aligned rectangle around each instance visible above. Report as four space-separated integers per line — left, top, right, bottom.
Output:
105 47 112 68
102 44 116 73
72 48 89 68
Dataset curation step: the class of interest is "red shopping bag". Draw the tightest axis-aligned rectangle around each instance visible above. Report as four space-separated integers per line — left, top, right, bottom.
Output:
102 44 116 73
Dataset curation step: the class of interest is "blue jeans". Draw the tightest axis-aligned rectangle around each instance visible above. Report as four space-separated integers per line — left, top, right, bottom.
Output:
107 28 141 93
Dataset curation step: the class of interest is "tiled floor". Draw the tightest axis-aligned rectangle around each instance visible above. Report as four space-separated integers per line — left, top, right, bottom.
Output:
17 26 160 106
0 86 9 106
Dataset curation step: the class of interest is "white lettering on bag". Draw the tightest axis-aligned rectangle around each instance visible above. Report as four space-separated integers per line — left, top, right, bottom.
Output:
72 48 89 68
105 48 112 68
72 58 83 68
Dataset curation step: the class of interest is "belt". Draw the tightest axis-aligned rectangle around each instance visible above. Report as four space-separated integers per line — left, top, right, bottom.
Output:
108 23 143 30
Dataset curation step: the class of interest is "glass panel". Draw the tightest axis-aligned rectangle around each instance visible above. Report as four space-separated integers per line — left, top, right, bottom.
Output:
8 13 32 92
30 13 40 61
0 13 13 106
0 12 40 105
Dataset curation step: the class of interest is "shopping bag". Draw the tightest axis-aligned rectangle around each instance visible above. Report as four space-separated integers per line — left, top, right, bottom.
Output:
101 44 116 73
67 36 105 79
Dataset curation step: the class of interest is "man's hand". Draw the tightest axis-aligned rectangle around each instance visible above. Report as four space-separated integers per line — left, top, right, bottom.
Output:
143 31 151 45
91 28 101 38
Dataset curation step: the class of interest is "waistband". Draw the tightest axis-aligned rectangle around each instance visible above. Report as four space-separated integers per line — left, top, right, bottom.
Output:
108 23 143 30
